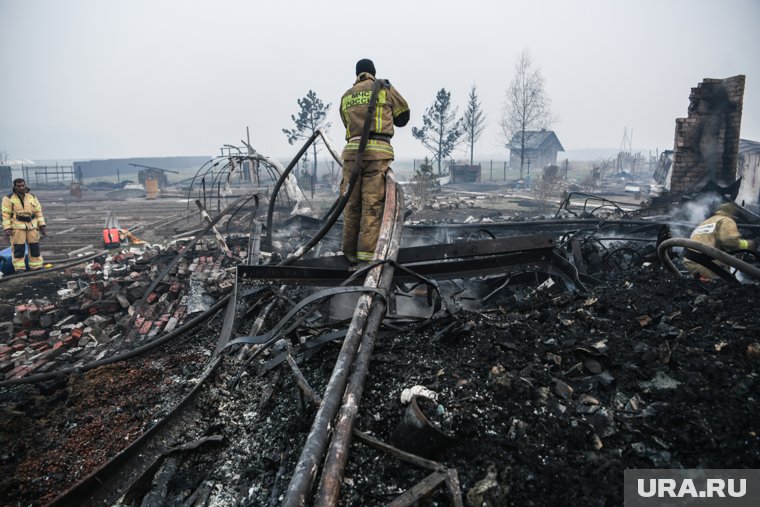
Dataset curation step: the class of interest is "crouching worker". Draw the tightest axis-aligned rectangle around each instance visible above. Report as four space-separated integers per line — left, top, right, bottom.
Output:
2 179 46 272
683 201 756 281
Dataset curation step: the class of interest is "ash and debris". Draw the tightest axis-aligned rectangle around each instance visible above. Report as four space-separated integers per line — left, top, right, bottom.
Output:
0 204 759 506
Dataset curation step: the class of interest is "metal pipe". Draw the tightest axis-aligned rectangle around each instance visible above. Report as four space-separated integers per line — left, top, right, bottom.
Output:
315 172 403 507
317 129 343 167
280 166 391 507
264 131 321 250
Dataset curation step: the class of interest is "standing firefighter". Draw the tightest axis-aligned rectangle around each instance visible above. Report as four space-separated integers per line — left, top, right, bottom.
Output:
340 58 409 266
683 201 756 281
2 178 46 271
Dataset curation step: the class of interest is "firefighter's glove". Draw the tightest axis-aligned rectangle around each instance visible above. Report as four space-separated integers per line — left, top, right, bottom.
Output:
3 229 10 238
39 225 47 235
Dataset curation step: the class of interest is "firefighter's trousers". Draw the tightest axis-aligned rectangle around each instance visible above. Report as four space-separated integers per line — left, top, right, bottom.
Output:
340 158 390 263
10 228 43 271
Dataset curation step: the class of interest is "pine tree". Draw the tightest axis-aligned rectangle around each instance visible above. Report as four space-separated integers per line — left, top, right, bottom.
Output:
283 90 331 197
412 89 463 175
462 85 487 166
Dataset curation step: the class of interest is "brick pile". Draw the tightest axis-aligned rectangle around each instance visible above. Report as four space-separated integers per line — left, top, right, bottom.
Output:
0 239 245 380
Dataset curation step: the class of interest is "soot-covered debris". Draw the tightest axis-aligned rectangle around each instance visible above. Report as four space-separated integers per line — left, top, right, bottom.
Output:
1 260 759 506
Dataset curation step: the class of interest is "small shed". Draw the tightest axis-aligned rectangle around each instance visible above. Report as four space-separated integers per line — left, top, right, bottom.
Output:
507 130 565 173
450 163 481 183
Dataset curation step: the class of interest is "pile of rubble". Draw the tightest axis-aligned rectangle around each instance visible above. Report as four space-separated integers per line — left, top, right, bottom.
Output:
0 240 240 382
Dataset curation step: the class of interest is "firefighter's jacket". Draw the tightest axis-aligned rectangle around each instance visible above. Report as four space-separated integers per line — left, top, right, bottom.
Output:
689 210 750 251
2 190 46 230
340 72 409 160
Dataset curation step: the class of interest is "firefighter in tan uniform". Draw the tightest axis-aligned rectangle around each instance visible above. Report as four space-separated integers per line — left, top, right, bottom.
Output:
2 178 46 271
683 202 756 280
340 58 409 265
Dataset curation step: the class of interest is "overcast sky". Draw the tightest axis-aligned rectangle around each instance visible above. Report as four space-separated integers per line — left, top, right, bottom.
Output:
1 0 759 163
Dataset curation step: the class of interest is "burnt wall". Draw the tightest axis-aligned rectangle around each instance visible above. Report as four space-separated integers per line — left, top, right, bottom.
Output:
670 75 744 193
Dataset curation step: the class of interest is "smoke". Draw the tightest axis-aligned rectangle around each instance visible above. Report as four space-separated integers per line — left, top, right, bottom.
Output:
668 193 724 234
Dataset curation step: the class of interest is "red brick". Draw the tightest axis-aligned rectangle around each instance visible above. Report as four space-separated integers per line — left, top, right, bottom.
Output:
12 367 31 379
53 340 65 350
63 335 77 346
0 346 11 355
6 365 29 379
71 328 84 339
139 320 153 335
12 343 26 351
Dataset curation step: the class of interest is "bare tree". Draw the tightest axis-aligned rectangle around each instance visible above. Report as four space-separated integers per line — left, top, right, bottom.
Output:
283 90 331 197
501 49 554 178
533 164 565 210
412 88 463 176
462 85 487 166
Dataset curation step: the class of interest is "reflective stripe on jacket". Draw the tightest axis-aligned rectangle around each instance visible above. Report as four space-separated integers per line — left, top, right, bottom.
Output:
689 212 749 251
340 73 409 160
1 191 45 230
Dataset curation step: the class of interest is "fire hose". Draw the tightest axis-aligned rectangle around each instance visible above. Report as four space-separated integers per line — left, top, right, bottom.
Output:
657 237 760 282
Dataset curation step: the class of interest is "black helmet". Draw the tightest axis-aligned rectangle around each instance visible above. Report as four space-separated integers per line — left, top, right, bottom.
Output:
355 58 375 76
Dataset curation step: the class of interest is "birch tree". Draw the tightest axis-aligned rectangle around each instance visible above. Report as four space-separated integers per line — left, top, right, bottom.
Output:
501 49 554 178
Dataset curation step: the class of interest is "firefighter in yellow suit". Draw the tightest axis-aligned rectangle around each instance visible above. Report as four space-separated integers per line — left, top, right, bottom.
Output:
2 178 46 271
340 58 409 265
683 201 756 280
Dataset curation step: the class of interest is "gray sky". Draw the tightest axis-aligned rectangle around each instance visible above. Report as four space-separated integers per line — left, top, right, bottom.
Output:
1 0 759 162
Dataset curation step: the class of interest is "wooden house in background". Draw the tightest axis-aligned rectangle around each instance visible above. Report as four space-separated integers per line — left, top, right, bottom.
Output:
507 130 564 172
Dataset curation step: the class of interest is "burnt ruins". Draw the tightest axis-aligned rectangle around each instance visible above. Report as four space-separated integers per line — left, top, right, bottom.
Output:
1 77 759 507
